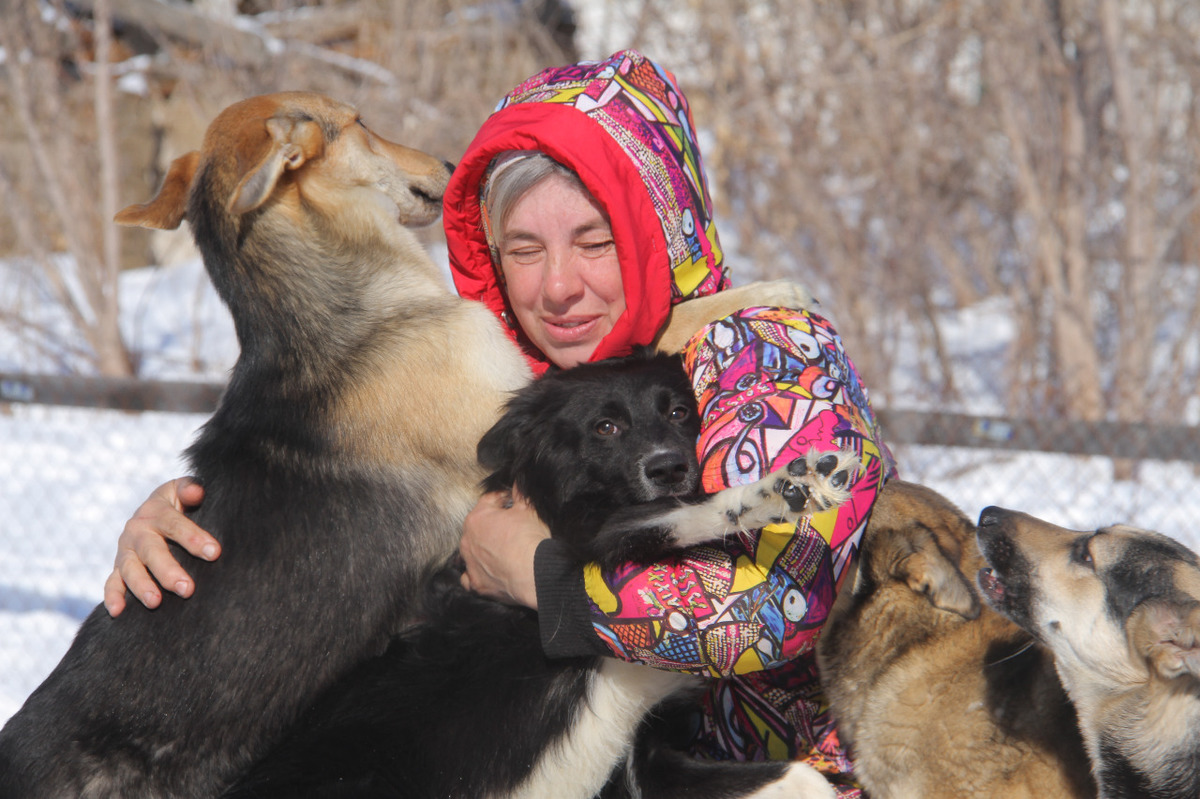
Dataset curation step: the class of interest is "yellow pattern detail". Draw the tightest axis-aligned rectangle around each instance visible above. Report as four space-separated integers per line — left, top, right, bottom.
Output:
808 509 838 548
614 75 669 124
756 524 794 566
551 86 588 104
730 554 769 593
671 220 724 296
741 704 791 760
584 562 619 614
733 647 766 675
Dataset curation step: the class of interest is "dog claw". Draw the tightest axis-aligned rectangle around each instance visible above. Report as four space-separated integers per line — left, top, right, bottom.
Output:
776 479 811 512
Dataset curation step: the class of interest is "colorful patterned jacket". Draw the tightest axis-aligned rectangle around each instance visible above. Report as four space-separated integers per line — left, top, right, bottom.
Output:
444 50 893 788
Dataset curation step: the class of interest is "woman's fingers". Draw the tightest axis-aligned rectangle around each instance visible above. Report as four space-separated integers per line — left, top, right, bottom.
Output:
103 478 219 616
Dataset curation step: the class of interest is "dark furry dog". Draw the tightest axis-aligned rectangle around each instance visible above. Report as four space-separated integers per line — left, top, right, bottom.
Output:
977 508 1200 799
225 352 861 799
0 92 531 799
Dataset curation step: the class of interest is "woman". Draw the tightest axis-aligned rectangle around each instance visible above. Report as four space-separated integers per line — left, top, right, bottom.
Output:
106 50 893 793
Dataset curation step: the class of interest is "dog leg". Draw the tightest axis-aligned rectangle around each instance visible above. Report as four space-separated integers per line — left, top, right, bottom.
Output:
741 763 839 799
508 661 693 799
661 447 860 548
615 745 838 799
591 448 860 565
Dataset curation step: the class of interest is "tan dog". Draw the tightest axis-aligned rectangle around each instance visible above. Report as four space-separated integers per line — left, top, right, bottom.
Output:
817 481 1095 799
978 508 1200 799
0 91 814 798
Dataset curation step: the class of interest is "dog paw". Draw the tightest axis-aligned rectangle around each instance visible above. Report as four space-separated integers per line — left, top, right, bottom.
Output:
781 448 860 512
728 448 861 530
626 448 862 551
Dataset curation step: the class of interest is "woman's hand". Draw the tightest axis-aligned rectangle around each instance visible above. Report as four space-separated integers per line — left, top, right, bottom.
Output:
103 477 219 617
459 488 549 609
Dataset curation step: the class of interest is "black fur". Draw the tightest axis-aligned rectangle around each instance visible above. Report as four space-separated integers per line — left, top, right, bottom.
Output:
0 149 466 797
477 351 704 565
223 352 797 799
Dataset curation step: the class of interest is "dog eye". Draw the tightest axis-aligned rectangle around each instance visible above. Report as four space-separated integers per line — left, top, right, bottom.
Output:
1070 536 1095 569
594 420 620 437
668 405 690 422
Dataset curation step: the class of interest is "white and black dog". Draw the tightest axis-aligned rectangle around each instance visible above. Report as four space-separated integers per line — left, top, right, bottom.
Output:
977 507 1200 799
225 352 861 799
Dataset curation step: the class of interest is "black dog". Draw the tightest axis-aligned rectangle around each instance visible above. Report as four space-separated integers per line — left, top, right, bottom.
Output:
225 352 859 799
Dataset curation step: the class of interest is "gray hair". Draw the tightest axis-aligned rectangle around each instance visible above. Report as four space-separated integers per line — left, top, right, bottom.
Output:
483 151 586 245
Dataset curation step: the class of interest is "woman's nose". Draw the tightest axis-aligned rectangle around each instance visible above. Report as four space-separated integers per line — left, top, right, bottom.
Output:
542 251 585 306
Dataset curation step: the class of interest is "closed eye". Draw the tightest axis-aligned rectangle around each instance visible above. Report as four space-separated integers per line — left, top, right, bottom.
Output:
1070 535 1096 569
580 239 614 256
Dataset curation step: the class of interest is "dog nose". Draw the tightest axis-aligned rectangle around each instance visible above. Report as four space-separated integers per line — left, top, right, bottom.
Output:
978 507 1005 527
644 452 691 486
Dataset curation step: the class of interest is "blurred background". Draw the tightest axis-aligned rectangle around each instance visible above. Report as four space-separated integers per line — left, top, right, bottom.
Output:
1 0 1198 719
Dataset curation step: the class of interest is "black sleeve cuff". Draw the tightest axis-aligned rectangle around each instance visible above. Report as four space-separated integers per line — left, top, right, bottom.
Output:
534 539 610 659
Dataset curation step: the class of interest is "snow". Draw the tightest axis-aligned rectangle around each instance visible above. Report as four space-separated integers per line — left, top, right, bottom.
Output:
0 403 209 723
2 257 1198 726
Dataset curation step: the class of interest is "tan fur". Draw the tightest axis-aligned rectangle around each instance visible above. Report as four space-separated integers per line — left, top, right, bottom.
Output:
118 91 530 523
0 92 537 798
977 511 1200 798
652 279 817 353
818 482 1094 799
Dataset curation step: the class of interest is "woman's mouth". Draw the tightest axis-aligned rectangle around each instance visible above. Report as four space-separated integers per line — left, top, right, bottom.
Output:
541 316 600 343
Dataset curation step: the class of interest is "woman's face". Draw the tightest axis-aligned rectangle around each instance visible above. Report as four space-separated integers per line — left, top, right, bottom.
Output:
498 175 626 368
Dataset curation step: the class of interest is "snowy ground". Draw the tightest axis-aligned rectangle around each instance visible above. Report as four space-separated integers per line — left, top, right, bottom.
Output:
2 257 1198 725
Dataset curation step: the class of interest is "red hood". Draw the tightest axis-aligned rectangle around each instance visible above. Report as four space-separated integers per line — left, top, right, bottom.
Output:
444 50 729 374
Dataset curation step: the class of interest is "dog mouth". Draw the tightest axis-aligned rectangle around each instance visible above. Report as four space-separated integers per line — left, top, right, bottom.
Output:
410 187 440 206
976 567 1007 605
396 185 445 227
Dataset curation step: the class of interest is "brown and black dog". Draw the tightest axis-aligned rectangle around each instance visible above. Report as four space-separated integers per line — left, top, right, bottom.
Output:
0 91 529 799
818 481 1095 799
0 92 821 798
978 508 1200 799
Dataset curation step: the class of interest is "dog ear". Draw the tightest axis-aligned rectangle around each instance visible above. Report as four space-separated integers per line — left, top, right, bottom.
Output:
228 115 325 215
1130 600 1200 681
114 151 200 230
888 525 981 620
476 410 524 487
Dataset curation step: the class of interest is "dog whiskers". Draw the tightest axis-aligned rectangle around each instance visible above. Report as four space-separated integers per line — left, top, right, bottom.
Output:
983 636 1037 668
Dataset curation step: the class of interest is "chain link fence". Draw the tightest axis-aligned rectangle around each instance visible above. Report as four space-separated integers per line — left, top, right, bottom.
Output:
1 397 210 723
3 383 1198 724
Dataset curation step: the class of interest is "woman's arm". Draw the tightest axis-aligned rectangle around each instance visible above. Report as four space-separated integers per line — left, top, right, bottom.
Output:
536 307 894 676
103 477 220 616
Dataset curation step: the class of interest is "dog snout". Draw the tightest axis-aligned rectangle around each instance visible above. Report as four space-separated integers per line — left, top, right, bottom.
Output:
643 451 692 488
977 506 1012 528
